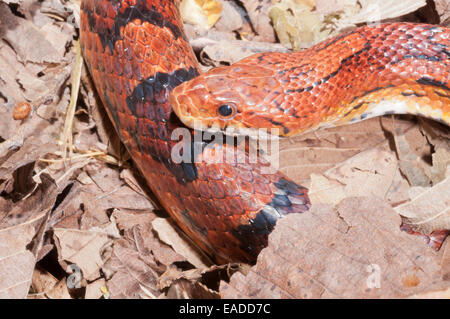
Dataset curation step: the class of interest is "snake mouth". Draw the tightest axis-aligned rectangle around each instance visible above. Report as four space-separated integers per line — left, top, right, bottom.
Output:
169 96 282 139
192 122 282 142
172 105 284 141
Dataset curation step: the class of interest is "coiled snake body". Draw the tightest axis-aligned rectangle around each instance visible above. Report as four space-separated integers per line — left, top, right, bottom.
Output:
80 0 449 263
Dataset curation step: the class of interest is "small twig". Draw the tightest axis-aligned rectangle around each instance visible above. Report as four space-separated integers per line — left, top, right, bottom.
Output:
39 151 105 163
61 40 83 163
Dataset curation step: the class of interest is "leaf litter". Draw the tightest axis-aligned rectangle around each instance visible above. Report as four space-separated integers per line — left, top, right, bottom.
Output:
0 0 448 299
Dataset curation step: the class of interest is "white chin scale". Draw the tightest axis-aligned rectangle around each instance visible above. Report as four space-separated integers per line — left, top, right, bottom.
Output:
199 124 281 141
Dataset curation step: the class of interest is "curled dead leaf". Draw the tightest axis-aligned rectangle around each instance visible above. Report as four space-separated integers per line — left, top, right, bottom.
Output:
220 197 447 298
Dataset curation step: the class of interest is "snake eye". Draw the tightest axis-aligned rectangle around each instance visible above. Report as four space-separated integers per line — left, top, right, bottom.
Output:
218 103 236 118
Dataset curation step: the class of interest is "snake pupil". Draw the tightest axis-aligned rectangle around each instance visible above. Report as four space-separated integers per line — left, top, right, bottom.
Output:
218 104 234 117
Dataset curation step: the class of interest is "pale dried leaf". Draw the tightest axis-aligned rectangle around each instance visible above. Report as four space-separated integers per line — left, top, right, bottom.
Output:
385 168 412 206
0 3 61 63
278 117 415 183
181 0 222 29
214 0 245 32
408 287 450 298
112 209 156 231
308 173 347 205
395 175 450 233
242 0 276 42
85 278 107 299
426 148 450 184
152 217 211 268
45 278 72 299
220 198 447 298
31 268 58 297
350 0 426 24
435 0 450 22
308 148 398 205
316 0 426 25
53 217 120 281
0 224 35 298
394 128 432 187
195 38 289 66
103 241 161 299
165 278 219 298
159 264 233 298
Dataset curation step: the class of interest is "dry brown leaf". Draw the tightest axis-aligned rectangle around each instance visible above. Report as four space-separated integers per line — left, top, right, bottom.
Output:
53 216 120 281
30 268 58 297
315 0 357 15
440 240 450 280
105 187 155 210
112 209 156 231
0 224 36 298
393 125 433 186
278 117 415 183
0 3 62 63
316 0 426 25
419 119 450 161
159 265 205 290
159 263 237 298
165 278 220 299
85 278 107 299
408 286 450 298
119 168 152 199
111 205 185 267
433 0 450 22
426 147 450 184
152 217 211 268
102 239 162 299
70 162 155 211
199 39 289 66
0 175 56 299
241 0 276 42
0 138 56 181
348 0 426 24
45 278 72 299
0 172 56 235
220 197 448 298
139 227 186 266
100 220 185 298
385 168 412 206
395 173 450 234
308 148 399 205
271 0 426 49
194 37 289 67
214 0 245 32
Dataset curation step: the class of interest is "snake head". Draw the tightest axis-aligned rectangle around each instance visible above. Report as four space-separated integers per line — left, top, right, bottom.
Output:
170 60 287 137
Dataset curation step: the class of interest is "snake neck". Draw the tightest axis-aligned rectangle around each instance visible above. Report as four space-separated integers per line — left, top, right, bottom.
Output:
312 82 450 134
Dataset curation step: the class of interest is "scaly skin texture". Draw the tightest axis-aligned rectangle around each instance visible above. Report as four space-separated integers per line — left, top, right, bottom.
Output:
80 0 310 263
171 23 449 136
